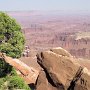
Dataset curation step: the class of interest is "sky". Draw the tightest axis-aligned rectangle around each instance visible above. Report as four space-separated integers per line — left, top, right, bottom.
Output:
0 0 90 12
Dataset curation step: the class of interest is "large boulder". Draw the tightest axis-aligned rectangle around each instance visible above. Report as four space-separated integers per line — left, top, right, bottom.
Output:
36 47 90 90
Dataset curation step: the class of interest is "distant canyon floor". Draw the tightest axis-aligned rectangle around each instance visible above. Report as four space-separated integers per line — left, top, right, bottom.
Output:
8 11 90 59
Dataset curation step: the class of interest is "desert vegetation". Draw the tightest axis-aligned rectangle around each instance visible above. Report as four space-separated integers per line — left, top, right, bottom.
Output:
0 12 31 90
0 12 25 58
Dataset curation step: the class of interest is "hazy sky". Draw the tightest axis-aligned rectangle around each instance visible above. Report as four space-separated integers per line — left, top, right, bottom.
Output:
0 0 90 11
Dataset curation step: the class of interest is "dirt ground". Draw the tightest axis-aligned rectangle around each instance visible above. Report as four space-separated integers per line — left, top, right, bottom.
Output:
19 56 41 71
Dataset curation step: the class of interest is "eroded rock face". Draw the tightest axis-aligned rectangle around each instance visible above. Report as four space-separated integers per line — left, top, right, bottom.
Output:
36 47 90 90
74 68 90 90
36 70 57 90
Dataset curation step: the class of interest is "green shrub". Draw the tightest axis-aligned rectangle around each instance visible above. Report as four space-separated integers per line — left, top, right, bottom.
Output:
0 12 25 58
0 78 4 88
8 76 31 90
0 58 12 77
10 67 17 76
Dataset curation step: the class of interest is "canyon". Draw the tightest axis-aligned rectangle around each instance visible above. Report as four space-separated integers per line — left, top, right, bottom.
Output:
6 11 90 90
8 11 90 59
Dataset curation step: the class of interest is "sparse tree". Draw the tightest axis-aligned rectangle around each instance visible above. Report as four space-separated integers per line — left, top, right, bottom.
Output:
0 12 25 58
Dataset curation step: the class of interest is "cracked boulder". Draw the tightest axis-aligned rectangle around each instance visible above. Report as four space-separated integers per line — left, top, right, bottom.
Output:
36 70 57 90
36 47 90 90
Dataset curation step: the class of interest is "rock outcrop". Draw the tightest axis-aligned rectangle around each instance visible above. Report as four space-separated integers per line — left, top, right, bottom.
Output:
0 53 39 84
36 47 90 90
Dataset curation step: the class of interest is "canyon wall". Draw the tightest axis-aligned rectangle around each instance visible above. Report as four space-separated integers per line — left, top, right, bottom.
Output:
22 28 90 59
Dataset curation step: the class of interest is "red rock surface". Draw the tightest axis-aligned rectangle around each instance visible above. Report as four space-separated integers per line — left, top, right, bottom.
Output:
0 53 39 84
36 47 90 90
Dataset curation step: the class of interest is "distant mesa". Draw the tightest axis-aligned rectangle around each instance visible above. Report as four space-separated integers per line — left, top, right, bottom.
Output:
75 32 90 40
